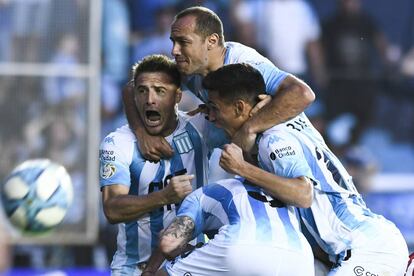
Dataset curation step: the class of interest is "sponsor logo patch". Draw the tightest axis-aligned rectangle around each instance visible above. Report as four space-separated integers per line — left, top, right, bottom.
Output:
100 163 116 179
100 149 115 162
270 145 296 160
173 132 193 154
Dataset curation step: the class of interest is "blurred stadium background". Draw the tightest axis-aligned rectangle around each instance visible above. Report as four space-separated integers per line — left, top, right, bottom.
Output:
0 0 413 275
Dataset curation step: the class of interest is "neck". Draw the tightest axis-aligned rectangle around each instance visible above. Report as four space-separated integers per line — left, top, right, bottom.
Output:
203 45 226 76
161 116 179 137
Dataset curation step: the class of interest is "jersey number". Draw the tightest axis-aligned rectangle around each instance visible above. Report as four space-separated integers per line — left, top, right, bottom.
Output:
148 168 188 211
286 118 308 132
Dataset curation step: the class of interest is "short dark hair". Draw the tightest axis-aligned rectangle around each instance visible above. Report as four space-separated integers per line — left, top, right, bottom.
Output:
132 55 180 87
175 6 225 46
202 63 265 105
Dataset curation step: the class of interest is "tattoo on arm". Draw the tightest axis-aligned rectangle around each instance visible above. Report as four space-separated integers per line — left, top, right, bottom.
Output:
163 216 195 242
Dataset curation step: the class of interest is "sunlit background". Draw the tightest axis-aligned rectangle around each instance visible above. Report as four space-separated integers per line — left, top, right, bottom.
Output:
0 0 413 275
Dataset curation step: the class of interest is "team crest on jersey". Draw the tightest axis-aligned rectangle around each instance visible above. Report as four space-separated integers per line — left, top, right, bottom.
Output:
173 131 194 154
100 162 116 179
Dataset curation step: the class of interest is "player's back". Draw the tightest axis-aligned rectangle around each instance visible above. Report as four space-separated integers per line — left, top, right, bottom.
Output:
258 116 404 262
173 178 314 275
202 179 305 249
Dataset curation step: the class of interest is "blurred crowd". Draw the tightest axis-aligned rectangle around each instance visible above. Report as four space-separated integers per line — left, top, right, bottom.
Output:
101 0 414 176
0 0 413 272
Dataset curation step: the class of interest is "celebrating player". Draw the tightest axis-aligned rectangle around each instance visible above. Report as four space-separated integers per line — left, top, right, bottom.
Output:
99 55 211 275
157 178 314 276
204 63 408 275
123 6 316 162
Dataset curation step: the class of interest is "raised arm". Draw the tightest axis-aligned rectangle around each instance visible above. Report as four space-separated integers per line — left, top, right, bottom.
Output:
122 84 174 161
102 174 194 224
233 75 315 151
158 216 195 260
219 143 313 208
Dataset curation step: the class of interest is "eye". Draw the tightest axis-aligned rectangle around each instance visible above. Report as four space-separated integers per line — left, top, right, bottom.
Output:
155 87 166 95
137 87 146 94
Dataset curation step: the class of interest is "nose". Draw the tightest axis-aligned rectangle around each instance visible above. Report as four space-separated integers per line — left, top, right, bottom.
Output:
171 42 180 56
146 90 157 105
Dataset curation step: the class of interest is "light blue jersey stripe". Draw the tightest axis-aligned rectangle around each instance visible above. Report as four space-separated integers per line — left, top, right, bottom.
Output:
300 208 336 256
150 160 166 249
244 186 272 242
125 145 145 265
278 207 302 250
185 123 204 189
203 184 241 241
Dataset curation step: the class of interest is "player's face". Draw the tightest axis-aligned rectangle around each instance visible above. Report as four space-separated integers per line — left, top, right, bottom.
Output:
134 72 182 136
207 91 243 137
170 15 210 75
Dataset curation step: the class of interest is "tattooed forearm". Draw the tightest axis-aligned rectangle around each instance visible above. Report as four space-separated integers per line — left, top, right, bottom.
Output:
163 216 195 241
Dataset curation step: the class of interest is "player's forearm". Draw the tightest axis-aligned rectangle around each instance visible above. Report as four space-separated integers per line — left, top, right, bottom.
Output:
159 216 194 260
246 76 315 134
143 247 166 274
122 84 145 133
103 191 169 224
238 162 313 208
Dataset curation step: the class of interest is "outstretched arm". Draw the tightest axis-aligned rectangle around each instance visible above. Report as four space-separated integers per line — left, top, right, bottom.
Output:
233 75 315 151
122 84 173 161
219 143 313 208
159 216 195 260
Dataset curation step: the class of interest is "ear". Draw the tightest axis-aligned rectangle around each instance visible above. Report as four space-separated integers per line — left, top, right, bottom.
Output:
175 88 182 104
207 33 219 50
234 100 247 117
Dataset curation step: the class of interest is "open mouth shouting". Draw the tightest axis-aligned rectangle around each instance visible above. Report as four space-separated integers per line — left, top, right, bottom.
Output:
145 110 162 127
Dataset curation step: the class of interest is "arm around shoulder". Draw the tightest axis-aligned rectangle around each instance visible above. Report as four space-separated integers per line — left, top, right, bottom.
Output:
245 75 315 134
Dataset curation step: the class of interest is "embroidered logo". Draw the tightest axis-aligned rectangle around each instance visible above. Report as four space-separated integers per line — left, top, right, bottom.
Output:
173 132 194 154
100 163 116 179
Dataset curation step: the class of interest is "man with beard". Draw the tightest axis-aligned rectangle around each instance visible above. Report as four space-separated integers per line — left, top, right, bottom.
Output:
100 55 211 275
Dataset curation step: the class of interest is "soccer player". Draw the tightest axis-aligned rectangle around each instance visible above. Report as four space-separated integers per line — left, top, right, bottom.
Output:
157 178 314 275
204 63 409 275
122 6 316 162
99 55 210 275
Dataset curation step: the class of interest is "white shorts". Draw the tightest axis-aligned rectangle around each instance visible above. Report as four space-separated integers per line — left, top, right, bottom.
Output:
328 221 409 276
164 239 314 276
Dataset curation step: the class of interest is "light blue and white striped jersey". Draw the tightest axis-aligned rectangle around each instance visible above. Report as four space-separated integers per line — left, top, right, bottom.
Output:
177 178 310 251
182 42 287 103
257 115 386 262
99 111 209 269
182 41 326 147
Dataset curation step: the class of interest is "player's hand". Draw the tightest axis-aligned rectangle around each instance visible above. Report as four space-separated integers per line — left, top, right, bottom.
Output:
187 104 209 117
219 143 247 175
231 123 257 153
135 130 174 162
250 94 271 116
163 174 194 203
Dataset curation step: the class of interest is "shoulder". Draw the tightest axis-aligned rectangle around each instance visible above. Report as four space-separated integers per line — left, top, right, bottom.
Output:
101 124 135 144
225 41 271 65
178 111 207 132
100 125 136 155
258 124 304 159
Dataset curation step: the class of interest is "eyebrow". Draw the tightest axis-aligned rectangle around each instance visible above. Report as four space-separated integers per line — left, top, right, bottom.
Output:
136 84 167 90
170 35 191 41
